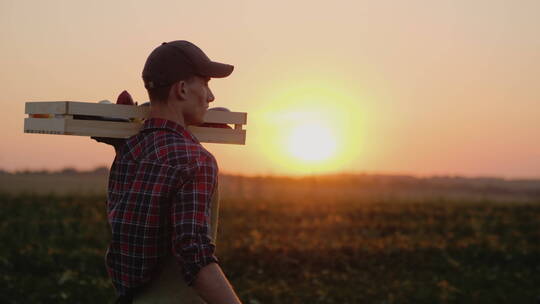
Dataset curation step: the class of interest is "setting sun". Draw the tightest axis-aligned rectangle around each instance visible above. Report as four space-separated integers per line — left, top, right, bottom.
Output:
288 123 337 161
250 78 368 175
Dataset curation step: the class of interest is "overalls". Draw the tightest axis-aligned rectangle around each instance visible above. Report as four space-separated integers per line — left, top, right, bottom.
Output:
132 182 221 304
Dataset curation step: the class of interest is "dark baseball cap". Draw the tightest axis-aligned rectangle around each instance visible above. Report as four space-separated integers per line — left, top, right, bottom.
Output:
142 40 234 89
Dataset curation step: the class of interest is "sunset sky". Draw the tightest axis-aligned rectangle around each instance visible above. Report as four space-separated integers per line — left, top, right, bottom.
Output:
1 0 539 178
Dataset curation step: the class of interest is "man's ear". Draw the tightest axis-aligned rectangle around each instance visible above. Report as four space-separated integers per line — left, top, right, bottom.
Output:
174 81 188 101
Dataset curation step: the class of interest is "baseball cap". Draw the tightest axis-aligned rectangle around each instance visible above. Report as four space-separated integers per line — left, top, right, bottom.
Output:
142 40 234 89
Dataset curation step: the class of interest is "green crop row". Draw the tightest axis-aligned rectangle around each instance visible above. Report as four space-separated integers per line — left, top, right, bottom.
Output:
1 192 539 303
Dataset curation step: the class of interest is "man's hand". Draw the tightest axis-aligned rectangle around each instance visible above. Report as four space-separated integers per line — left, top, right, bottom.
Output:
193 263 242 304
91 136 126 152
89 90 136 151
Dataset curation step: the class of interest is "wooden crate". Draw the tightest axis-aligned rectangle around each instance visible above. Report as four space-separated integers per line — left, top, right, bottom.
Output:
24 101 247 145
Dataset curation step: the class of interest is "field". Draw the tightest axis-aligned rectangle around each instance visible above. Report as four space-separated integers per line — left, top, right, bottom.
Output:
1 171 540 303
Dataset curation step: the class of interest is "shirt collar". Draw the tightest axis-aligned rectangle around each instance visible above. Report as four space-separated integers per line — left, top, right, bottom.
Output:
141 118 200 144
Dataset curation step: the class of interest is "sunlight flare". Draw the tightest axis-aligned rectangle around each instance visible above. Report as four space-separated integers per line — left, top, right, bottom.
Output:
288 123 337 161
252 76 369 175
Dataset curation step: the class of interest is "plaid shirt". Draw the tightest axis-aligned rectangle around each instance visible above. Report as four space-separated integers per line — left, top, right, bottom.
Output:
105 118 218 297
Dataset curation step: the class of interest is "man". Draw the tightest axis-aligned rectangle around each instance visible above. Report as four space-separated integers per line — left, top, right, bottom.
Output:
106 40 242 304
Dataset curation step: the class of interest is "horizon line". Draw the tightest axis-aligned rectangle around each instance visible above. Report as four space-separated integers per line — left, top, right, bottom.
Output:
2 166 539 181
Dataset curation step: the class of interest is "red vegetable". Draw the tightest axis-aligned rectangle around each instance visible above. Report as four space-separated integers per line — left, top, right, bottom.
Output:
116 90 135 105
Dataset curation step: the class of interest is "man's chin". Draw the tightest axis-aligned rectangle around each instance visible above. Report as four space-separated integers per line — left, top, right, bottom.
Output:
189 117 205 127
185 111 206 126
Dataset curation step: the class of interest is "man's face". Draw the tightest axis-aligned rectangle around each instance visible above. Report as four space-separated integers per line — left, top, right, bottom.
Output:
181 76 215 126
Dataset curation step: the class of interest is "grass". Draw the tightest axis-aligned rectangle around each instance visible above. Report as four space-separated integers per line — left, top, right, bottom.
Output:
1 188 539 303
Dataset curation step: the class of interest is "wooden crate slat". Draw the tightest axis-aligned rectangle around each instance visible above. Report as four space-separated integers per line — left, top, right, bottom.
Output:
64 118 142 138
25 101 148 119
24 118 246 144
25 102 68 115
25 118 142 138
25 101 246 125
203 111 247 125
67 102 149 119
24 117 66 134
188 126 246 145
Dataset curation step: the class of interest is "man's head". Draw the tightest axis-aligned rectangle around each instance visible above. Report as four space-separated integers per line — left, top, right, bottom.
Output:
142 40 233 125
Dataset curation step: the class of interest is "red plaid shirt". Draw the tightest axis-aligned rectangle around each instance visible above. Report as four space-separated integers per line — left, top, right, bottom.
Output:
105 118 218 297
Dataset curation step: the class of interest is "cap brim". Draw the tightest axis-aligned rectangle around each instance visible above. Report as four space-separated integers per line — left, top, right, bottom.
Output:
200 61 234 78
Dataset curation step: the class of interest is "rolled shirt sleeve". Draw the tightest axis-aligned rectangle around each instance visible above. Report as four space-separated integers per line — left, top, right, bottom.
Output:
171 154 219 285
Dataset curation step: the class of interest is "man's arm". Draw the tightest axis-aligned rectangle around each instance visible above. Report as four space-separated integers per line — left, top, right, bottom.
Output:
172 153 241 303
193 263 242 304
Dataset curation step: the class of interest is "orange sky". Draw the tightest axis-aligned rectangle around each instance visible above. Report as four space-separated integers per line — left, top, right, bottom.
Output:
1 0 539 178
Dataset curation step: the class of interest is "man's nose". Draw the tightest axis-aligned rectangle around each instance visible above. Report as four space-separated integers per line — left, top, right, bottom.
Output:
207 88 215 103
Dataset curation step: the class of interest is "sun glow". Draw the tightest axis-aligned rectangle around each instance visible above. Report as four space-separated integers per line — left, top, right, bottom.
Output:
249 75 370 175
288 123 337 161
